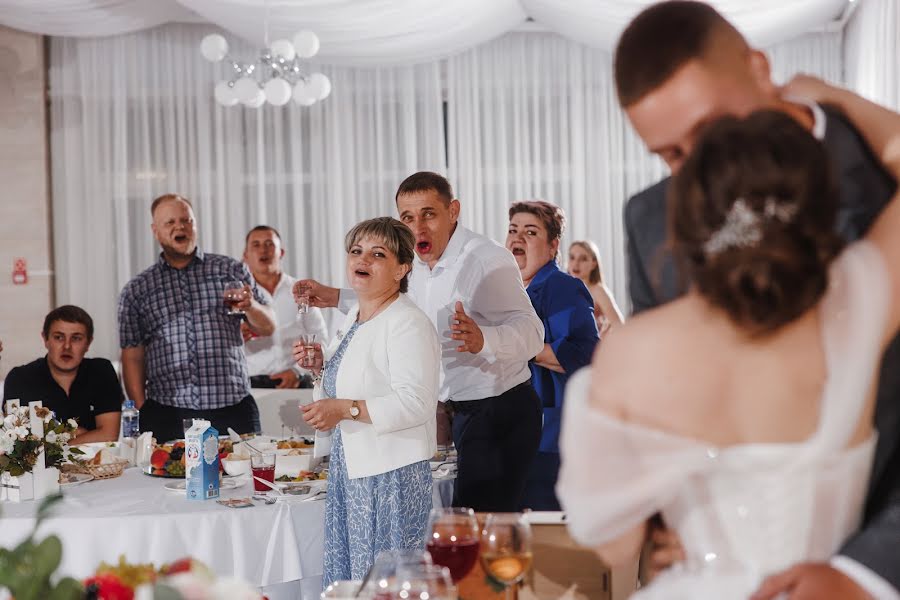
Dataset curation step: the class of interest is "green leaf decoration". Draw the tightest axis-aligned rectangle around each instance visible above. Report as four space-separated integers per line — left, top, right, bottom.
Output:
47 577 84 600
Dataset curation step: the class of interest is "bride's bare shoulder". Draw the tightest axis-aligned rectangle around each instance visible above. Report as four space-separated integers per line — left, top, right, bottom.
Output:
589 297 703 412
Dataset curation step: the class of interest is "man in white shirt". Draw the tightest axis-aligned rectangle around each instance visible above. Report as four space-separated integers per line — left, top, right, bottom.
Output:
298 172 545 511
242 226 328 389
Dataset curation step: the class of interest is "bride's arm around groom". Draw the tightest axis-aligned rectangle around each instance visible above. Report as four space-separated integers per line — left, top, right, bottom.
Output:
751 77 900 600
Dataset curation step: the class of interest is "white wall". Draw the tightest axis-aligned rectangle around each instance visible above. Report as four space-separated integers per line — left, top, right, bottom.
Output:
0 26 53 378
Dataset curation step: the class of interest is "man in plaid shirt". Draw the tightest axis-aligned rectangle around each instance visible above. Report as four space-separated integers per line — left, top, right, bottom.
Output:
118 194 276 442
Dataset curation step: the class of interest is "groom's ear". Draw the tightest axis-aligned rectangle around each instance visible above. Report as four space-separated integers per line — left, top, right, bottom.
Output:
748 50 776 97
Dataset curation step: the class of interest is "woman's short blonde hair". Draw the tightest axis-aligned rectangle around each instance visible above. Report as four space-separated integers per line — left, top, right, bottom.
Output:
344 217 416 293
569 240 604 285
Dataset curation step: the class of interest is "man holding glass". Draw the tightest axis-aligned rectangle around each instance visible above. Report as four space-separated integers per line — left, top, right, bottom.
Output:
242 225 328 389
118 194 275 443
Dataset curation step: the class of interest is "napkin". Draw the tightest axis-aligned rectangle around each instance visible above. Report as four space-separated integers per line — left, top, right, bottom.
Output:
134 432 154 467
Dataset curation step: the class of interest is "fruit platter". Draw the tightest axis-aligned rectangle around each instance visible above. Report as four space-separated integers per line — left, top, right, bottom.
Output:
145 440 235 478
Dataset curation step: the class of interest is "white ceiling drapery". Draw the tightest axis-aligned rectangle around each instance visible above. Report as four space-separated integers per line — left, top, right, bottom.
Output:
0 0 850 65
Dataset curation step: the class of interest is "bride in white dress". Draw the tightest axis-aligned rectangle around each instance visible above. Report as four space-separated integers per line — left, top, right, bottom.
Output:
557 79 900 599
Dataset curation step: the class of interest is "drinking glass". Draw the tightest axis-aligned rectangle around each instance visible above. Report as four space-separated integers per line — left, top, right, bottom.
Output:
394 564 457 600
320 580 363 599
299 333 318 368
424 507 480 583
250 451 276 492
223 280 246 315
360 549 433 599
296 283 311 315
479 513 533 600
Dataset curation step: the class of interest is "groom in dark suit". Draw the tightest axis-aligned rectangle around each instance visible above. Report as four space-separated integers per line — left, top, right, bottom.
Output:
617 3 899 598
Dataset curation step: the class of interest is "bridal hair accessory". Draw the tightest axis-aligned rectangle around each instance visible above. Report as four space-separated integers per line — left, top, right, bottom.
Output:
703 196 798 256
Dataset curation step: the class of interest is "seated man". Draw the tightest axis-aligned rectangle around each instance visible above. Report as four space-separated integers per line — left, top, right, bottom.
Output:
3 305 122 443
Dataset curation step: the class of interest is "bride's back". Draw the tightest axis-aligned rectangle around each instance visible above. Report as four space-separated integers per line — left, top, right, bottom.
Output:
604 292 872 450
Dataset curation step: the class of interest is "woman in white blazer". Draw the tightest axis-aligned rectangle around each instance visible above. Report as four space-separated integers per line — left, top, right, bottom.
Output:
293 217 441 586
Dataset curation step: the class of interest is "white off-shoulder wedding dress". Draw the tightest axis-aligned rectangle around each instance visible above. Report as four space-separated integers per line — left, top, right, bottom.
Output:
557 242 889 599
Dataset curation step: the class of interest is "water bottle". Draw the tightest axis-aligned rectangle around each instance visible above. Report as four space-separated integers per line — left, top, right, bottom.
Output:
121 399 140 439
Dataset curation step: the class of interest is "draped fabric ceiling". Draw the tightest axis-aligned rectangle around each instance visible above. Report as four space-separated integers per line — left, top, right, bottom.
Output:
1 0 849 65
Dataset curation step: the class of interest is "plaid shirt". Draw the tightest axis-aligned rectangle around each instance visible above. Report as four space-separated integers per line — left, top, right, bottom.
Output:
117 249 268 410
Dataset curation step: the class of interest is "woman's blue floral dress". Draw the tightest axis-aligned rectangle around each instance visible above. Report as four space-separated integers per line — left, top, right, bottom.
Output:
322 321 433 587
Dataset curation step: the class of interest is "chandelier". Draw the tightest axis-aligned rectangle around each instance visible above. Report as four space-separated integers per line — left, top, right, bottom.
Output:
200 30 332 108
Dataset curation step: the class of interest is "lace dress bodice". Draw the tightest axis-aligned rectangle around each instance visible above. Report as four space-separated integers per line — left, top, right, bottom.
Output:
557 242 890 598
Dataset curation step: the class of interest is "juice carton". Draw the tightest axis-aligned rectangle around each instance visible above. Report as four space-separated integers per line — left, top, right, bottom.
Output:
185 419 220 501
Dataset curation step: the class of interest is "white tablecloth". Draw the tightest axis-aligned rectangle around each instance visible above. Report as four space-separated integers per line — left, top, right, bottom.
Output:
1 467 456 600
0 468 326 599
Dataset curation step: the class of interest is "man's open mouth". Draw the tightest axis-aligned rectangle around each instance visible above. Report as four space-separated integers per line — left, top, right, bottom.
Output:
416 240 432 253
174 234 188 243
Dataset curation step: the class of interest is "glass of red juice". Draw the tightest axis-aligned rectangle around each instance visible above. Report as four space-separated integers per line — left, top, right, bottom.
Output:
424 507 480 582
250 452 276 492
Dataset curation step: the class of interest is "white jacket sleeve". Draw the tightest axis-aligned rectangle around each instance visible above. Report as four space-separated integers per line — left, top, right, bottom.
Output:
364 311 441 436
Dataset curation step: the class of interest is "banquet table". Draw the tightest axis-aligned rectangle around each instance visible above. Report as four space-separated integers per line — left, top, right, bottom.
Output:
1 468 326 598
1 466 456 599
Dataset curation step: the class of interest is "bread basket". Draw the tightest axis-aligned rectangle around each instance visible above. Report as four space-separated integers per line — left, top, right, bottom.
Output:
63 457 129 480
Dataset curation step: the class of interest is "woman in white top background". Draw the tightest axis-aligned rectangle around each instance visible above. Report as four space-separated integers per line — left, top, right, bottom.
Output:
567 240 624 334
294 217 440 587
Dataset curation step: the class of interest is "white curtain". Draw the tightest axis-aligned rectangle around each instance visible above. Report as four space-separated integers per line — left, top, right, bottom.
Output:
49 24 446 358
446 31 845 313
844 0 900 109
3 0 848 62
49 24 844 357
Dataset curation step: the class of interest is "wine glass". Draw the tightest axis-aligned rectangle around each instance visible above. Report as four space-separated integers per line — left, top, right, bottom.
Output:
223 280 246 315
424 507 480 583
395 564 457 600
359 549 432 599
479 513 533 600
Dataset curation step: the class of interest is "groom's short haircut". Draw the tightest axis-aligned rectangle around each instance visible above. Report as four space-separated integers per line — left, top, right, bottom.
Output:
614 1 747 108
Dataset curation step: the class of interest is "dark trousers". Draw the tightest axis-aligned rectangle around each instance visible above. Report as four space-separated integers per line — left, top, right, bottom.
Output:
520 451 561 511
449 381 542 512
139 395 261 443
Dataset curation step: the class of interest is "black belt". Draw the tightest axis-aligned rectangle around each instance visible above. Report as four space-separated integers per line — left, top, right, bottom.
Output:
445 381 533 416
445 399 484 415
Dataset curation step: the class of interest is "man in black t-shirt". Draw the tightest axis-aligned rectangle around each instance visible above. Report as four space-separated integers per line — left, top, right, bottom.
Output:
4 305 122 443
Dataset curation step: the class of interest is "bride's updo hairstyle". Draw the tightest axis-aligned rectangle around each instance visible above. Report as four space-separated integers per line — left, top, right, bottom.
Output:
668 110 844 336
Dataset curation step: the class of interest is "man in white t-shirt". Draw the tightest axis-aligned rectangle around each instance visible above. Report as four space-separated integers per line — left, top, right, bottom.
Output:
242 226 328 389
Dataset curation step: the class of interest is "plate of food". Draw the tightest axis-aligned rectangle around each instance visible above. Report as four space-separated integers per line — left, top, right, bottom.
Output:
275 470 327 487
146 441 187 478
59 472 94 488
276 438 314 450
146 439 235 478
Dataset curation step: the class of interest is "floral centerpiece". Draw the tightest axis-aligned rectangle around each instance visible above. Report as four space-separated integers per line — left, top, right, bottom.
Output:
84 556 266 600
1 403 81 501
0 405 79 476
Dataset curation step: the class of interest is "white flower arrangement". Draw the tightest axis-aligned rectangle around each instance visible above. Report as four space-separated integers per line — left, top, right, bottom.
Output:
0 405 80 476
